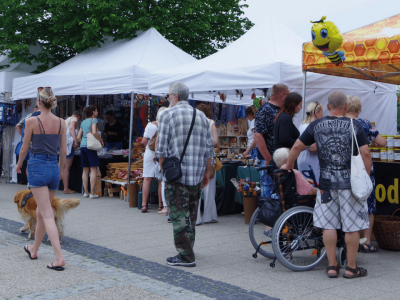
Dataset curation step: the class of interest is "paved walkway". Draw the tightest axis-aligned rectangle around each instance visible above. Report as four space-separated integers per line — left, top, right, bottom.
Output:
1 183 399 300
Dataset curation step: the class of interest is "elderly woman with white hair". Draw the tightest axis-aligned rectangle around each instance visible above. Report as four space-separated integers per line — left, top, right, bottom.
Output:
346 95 386 253
274 148 318 196
262 148 318 238
297 102 324 183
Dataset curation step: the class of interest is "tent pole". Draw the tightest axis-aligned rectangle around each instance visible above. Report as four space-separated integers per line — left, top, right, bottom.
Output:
7 126 14 184
302 71 307 120
127 92 135 185
86 95 89 106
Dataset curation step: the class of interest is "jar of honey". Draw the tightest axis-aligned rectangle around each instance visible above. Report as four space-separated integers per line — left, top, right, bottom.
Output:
371 148 380 161
394 136 400 148
388 147 394 162
395 148 400 162
387 136 394 148
382 135 387 146
380 147 388 162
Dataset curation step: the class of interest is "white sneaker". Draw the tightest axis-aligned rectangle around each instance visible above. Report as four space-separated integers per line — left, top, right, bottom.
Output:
83 193 90 198
89 194 99 199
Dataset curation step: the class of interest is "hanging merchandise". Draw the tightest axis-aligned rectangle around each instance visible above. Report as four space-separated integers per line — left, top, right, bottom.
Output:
311 16 345 65
3 103 19 126
237 106 246 119
0 104 4 122
24 99 31 112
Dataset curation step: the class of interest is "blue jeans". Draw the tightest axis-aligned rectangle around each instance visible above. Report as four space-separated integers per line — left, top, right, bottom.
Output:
105 142 122 151
28 154 60 191
258 160 273 198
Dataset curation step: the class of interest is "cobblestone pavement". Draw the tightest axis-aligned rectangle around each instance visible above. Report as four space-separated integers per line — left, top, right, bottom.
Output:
2 183 400 300
0 218 275 300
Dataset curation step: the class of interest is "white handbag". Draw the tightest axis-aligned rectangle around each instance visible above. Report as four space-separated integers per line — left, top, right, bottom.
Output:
350 119 373 201
87 118 102 151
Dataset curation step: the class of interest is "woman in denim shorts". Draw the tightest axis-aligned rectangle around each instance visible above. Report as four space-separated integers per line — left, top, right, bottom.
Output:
16 87 67 271
77 105 104 198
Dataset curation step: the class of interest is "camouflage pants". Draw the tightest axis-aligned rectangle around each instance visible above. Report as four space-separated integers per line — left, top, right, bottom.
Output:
165 182 202 263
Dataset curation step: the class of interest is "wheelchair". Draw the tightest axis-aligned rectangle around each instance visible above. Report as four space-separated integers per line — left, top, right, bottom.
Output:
249 165 347 272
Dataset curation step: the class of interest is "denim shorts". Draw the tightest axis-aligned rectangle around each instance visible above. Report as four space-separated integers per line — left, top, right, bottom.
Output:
28 154 60 191
80 147 100 168
66 146 75 159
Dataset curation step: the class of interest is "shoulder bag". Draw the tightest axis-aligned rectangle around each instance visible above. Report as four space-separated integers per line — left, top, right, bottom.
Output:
162 108 196 182
350 119 373 201
87 118 102 151
148 131 158 152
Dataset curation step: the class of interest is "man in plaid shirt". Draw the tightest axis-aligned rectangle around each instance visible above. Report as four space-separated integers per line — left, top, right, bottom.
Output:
157 82 214 267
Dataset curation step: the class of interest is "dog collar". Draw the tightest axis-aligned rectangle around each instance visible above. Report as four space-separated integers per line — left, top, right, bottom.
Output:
21 193 33 208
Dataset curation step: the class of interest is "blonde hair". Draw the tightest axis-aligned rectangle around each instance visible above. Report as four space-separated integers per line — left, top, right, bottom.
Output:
302 102 323 124
273 148 290 169
346 95 362 114
38 87 57 109
156 106 167 121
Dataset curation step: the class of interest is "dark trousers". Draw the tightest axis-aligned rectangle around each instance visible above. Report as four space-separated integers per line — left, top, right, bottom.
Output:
165 182 202 263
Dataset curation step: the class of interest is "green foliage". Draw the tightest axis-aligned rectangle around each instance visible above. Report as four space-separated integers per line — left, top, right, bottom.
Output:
0 0 252 72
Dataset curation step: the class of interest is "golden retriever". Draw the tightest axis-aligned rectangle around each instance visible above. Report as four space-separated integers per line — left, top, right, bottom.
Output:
14 190 80 241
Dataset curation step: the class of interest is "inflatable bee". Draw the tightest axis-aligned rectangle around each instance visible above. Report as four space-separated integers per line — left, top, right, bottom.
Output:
311 16 345 65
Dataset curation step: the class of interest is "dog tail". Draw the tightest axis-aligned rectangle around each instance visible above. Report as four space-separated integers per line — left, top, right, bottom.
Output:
57 198 81 218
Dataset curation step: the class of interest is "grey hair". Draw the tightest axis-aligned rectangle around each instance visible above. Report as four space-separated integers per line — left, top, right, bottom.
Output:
169 82 189 101
156 106 167 121
273 148 290 169
328 91 347 109
346 95 362 114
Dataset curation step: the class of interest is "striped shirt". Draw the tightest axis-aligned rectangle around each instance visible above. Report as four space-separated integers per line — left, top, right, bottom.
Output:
156 101 214 186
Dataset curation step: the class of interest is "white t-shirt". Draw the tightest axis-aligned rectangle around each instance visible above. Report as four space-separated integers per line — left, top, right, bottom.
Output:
143 122 158 150
65 116 78 129
247 119 255 147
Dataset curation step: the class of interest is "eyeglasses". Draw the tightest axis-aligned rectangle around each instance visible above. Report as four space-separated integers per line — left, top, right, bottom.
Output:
38 87 51 91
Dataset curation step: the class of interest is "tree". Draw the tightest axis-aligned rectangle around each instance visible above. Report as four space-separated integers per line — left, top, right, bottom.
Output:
0 0 252 72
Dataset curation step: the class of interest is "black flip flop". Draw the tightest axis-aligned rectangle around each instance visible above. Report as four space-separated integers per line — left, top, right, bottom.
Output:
47 263 65 271
24 245 37 260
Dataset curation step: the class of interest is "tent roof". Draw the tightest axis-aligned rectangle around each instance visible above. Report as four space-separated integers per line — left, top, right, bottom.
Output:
0 46 42 93
149 15 306 94
12 28 196 100
302 14 400 84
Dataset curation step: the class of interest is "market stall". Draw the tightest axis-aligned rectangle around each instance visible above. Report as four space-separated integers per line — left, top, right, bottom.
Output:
149 14 396 133
302 14 400 216
11 28 197 197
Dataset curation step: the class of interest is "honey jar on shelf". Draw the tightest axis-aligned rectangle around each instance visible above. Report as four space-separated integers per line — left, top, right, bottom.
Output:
380 147 388 162
388 147 394 162
371 148 380 162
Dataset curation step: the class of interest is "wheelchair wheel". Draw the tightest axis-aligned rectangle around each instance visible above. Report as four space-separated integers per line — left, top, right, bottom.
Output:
272 206 326 271
249 207 275 259
336 247 347 269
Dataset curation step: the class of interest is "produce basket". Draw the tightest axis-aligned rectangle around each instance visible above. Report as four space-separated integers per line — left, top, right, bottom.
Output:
373 208 400 251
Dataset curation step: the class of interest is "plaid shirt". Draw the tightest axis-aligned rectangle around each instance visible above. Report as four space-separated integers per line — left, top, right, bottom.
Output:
157 101 214 186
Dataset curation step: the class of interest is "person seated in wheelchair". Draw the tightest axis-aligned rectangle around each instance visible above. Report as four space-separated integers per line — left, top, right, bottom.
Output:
263 148 318 238
273 148 318 196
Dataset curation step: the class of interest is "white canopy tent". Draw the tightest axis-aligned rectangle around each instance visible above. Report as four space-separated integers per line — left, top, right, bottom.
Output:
11 28 198 183
12 28 196 99
149 15 397 134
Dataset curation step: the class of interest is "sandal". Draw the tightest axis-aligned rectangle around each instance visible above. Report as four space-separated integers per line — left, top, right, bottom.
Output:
141 205 148 213
47 263 65 271
343 265 367 279
63 189 76 194
158 206 163 212
24 245 37 260
360 243 379 253
326 265 340 278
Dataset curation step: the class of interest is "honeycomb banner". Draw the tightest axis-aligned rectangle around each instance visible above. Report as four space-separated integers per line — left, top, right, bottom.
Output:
303 14 400 84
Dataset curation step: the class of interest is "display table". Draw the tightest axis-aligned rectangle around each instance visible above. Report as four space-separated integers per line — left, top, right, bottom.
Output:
215 163 245 215
59 154 129 193
235 166 261 205
374 162 400 216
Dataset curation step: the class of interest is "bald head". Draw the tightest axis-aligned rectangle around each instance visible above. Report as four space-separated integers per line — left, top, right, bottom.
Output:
271 84 289 97
328 92 347 110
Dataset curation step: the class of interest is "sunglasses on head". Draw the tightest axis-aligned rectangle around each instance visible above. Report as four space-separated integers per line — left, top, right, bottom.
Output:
37 86 51 91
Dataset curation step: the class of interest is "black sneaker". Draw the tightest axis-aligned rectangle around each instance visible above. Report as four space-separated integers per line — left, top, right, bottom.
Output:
166 255 196 267
167 214 172 223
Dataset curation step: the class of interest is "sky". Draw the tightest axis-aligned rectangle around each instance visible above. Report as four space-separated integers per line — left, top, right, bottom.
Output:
240 0 400 41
